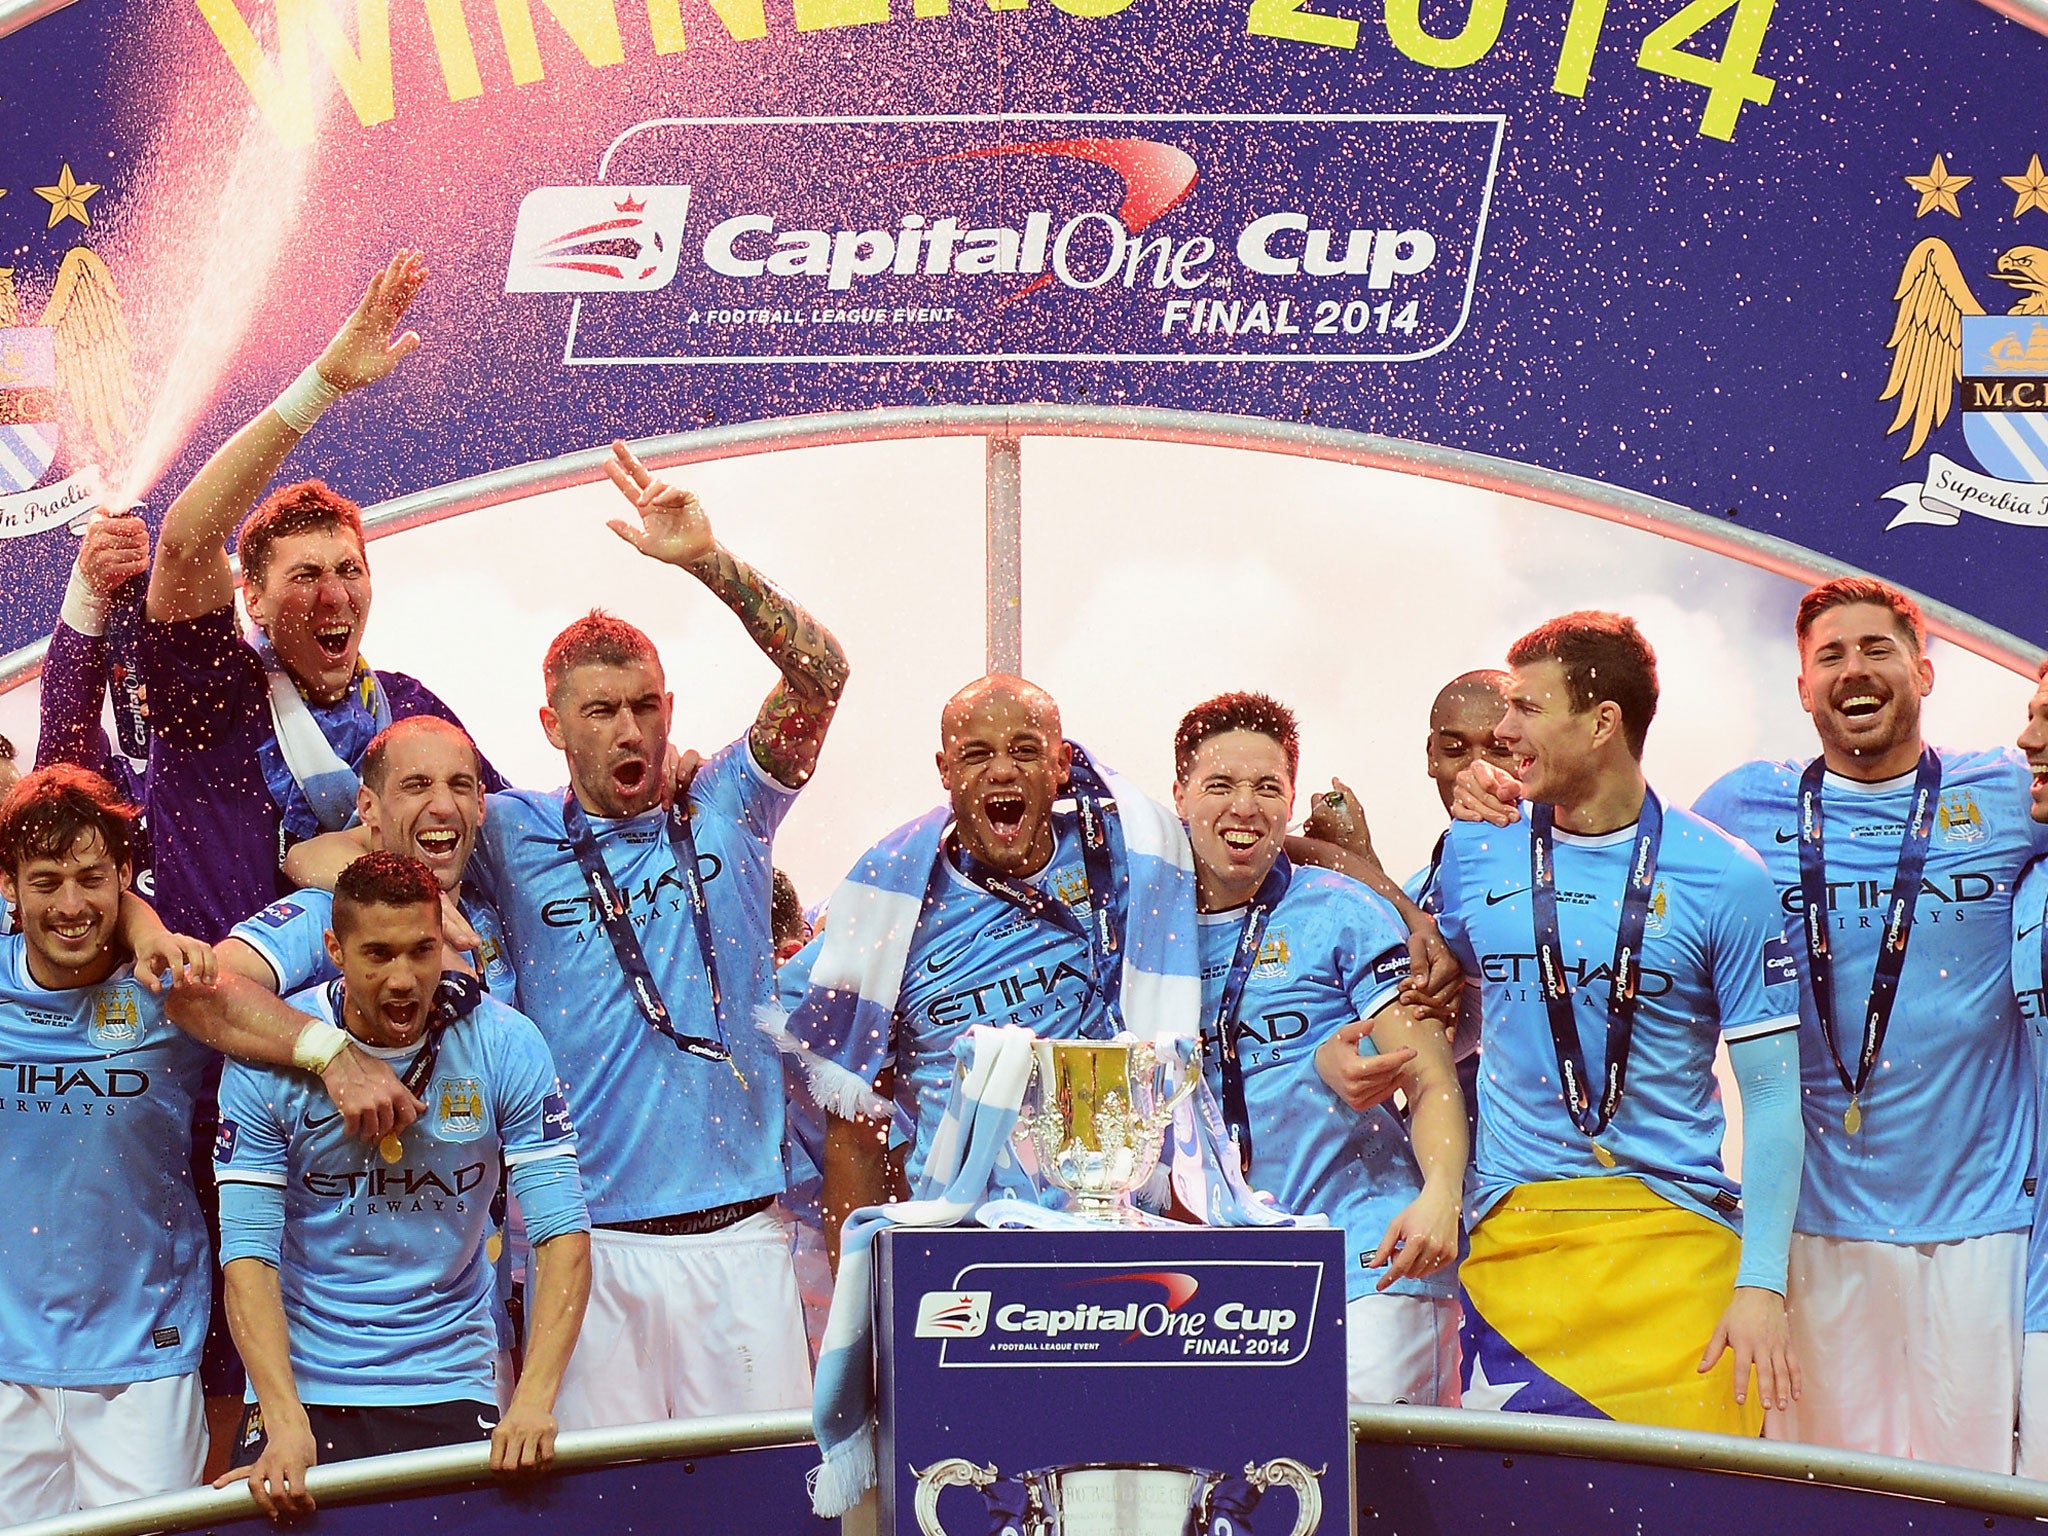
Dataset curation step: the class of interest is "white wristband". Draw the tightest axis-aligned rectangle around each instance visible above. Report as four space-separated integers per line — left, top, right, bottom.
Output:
292 1020 351 1074
272 363 344 435
60 566 109 638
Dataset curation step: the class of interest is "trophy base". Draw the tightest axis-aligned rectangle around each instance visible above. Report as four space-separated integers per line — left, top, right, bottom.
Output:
1067 1194 1154 1227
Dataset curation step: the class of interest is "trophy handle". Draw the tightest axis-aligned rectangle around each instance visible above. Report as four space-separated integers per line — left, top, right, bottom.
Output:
910 1458 1001 1536
1245 1458 1325 1536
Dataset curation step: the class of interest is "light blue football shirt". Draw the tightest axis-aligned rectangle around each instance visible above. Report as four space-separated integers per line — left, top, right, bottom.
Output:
468 738 793 1222
1198 865 1451 1302
0 941 213 1385
229 887 518 1009
1433 798 1799 1231
1407 848 1480 1064
797 819 1111 1188
2011 854 2048 1333
215 983 585 1406
1695 748 2048 1242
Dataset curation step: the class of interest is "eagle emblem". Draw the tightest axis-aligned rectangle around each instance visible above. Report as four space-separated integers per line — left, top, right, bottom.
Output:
0 249 138 496
1880 239 2048 473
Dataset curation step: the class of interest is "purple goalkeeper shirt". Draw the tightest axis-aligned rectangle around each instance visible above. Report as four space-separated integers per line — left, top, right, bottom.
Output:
135 604 500 941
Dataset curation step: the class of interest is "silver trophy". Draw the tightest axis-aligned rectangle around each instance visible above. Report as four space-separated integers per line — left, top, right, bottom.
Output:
911 1456 1324 1536
1014 1038 1198 1224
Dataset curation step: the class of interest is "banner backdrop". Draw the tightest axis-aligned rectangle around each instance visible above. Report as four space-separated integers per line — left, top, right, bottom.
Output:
0 0 2043 656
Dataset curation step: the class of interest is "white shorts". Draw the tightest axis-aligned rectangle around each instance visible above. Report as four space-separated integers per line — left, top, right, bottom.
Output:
0 1373 205 1523
1346 1293 1461 1408
2018 1333 2048 1480
552 1213 813 1431
1768 1229 2024 1473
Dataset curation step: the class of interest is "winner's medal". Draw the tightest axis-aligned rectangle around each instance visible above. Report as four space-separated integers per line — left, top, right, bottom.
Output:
1530 791 1664 1165
1796 751 1941 1140
379 1132 404 1163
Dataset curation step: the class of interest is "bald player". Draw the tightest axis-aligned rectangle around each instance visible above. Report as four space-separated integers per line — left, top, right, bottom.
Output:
792 677 1122 1247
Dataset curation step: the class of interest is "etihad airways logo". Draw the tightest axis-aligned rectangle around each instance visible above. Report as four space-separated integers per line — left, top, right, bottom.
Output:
520 115 1502 365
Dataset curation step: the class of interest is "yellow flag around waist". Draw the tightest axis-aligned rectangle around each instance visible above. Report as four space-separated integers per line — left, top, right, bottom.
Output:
1460 1176 1763 1437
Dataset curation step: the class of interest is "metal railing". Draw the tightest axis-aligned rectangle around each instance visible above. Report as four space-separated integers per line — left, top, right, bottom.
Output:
0 1410 821 1536
3 404 2038 697
1348 1403 2048 1519
11 1401 2048 1536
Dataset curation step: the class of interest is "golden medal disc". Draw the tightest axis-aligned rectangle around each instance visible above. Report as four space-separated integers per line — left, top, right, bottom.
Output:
1591 1142 1617 1168
1844 1099 1862 1136
379 1132 404 1163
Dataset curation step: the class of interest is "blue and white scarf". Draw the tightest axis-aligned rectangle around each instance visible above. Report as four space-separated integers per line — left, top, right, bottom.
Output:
808 1024 1038 1518
765 743 1202 1126
253 632 390 842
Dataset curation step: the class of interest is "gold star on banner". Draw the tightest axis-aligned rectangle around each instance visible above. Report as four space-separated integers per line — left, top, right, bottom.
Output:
1904 154 1971 219
33 163 101 229
2004 155 2048 219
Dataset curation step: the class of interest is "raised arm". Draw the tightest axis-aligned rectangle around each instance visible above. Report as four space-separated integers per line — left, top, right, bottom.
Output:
146 251 426 623
40 515 151 771
603 440 850 788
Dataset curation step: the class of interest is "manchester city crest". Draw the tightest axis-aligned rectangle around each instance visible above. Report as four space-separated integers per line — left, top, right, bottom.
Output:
433 1076 486 1140
1876 153 2048 532
1937 788 1988 845
88 983 141 1048
1252 932 1290 979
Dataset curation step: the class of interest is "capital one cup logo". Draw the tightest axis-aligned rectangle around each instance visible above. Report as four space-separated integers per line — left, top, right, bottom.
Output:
916 1291 993 1339
505 186 693 294
504 116 1502 364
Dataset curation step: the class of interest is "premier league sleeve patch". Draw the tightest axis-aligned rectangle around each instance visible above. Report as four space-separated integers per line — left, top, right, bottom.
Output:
214 1119 239 1163
1762 935 1798 991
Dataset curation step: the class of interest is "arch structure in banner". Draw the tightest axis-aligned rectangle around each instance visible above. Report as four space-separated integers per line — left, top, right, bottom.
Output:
0 406 2040 698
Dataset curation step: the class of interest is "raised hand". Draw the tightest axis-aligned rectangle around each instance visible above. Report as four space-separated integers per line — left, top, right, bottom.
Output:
604 439 716 568
76 512 150 596
315 250 427 392
1303 776 1376 857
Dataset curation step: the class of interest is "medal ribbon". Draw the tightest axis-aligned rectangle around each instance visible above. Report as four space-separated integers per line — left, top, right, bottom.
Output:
1530 790 1664 1142
561 790 734 1066
950 787 1127 1034
1796 749 1941 1122
329 970 486 1159
1204 856 1293 1176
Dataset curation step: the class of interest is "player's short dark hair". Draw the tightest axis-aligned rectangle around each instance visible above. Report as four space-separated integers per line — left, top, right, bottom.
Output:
0 732 14 762
544 610 662 705
1507 612 1660 760
771 868 806 949
1173 692 1301 781
0 764 138 876
236 480 366 589
1796 576 1926 656
360 717 482 796
332 851 442 942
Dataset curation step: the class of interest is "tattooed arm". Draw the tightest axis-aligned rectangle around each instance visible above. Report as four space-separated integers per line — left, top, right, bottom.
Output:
602 439 850 788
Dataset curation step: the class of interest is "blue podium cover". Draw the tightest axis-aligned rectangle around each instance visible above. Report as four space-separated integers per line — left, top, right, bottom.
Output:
877 1225 1351 1536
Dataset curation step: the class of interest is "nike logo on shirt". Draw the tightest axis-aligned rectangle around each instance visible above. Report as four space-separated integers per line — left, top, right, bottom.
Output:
1774 830 1798 844
1485 887 1529 906
2022 921 2043 942
301 1107 341 1133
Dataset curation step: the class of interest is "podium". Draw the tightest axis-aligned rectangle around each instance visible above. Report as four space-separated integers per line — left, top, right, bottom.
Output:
875 1225 1353 1536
